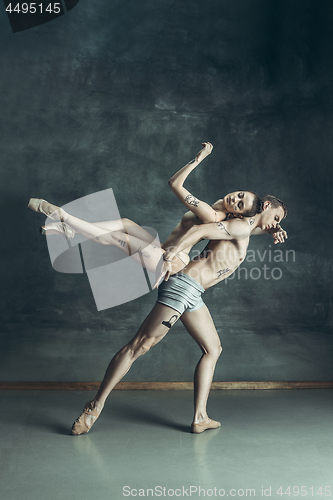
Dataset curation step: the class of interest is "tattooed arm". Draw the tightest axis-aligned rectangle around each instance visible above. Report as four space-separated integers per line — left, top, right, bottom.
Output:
154 219 251 284
164 219 251 261
168 142 218 223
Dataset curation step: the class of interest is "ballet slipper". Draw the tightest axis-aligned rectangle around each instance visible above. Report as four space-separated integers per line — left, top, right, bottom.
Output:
71 401 102 436
28 198 68 222
40 222 75 240
191 418 221 434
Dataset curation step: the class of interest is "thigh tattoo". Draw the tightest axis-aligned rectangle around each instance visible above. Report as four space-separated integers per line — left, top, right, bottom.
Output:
162 315 179 329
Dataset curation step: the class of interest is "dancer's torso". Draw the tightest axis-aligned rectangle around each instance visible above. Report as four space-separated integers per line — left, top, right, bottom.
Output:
182 236 250 290
162 202 227 273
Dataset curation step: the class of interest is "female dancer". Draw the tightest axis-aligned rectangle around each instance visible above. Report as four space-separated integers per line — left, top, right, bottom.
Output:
28 143 265 278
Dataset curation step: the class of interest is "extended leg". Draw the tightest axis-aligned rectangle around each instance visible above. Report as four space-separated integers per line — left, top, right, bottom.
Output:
64 216 157 247
29 199 188 276
95 303 180 405
63 212 164 272
94 218 156 245
71 303 181 435
180 305 222 431
29 199 156 247
29 199 164 272
59 210 164 272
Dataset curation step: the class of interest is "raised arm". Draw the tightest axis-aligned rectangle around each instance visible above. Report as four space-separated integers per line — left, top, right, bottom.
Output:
168 142 219 223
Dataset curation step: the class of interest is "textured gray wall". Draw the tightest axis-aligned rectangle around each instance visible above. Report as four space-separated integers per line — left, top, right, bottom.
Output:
0 0 332 382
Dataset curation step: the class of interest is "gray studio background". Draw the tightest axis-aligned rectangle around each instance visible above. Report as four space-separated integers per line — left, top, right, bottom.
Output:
0 0 332 382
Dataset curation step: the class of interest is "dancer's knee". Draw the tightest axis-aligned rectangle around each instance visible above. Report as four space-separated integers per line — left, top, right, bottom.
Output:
137 340 153 357
121 218 135 228
207 343 222 360
99 235 113 245
124 336 156 360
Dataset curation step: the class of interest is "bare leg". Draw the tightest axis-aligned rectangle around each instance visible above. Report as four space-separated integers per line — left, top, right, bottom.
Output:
180 306 222 426
34 200 188 275
35 201 156 247
77 304 223 434
95 303 180 404
62 216 157 246
72 303 182 434
35 200 165 272
94 218 156 245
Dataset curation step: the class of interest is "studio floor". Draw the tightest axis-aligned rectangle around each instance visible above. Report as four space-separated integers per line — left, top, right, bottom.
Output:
1 389 332 500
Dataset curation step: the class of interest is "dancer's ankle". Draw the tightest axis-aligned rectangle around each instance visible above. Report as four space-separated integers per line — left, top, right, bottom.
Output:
40 200 68 222
91 399 104 412
193 412 208 424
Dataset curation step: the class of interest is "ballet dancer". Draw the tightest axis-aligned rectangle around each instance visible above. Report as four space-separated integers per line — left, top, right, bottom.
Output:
67 194 287 434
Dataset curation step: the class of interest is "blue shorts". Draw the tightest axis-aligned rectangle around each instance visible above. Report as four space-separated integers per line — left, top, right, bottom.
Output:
157 273 205 315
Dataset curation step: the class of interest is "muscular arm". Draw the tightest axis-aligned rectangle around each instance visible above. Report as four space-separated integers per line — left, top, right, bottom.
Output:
165 219 250 260
251 224 287 244
168 143 219 223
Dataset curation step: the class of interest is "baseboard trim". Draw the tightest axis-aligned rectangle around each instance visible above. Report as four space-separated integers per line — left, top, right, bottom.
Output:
0 381 332 390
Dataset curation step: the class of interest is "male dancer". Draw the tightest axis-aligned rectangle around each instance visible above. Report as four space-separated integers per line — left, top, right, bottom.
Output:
72 195 287 435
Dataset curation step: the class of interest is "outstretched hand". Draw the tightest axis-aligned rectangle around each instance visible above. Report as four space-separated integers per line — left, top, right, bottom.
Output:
272 228 288 244
196 142 213 162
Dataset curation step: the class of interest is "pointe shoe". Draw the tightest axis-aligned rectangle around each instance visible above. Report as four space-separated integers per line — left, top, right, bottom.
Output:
28 198 68 221
40 222 75 240
191 418 221 434
71 401 102 436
